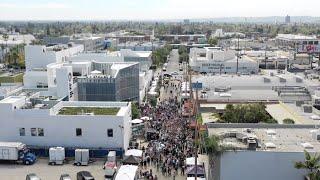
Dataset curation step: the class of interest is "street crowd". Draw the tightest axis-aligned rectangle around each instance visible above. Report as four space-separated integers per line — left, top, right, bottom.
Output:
138 80 194 180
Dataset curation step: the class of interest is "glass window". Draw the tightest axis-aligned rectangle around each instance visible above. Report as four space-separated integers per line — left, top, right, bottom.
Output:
38 128 44 136
76 128 82 136
19 128 25 136
31 128 37 136
107 129 113 137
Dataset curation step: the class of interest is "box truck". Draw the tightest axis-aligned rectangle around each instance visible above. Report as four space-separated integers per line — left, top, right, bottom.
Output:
49 147 65 165
74 149 89 166
0 142 36 165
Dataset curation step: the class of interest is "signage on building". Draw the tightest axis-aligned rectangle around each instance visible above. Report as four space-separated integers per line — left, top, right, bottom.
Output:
297 45 320 53
192 82 203 89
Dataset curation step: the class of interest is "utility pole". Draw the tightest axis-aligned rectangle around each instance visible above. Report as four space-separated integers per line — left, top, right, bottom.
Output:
265 44 267 69
194 81 199 180
236 35 239 74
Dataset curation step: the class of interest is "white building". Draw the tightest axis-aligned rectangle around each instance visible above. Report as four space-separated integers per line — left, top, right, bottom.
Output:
23 45 152 102
71 36 104 51
208 127 320 180
189 47 259 74
23 44 84 91
0 96 132 152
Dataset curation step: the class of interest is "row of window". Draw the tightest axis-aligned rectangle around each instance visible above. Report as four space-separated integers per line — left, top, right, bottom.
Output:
75 128 114 137
19 128 114 137
19 128 44 137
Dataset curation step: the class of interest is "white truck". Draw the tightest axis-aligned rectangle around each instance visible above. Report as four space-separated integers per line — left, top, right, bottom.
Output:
49 147 65 165
0 142 36 165
74 149 89 166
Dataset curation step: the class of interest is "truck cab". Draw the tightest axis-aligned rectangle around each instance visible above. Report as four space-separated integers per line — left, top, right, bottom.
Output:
19 148 37 165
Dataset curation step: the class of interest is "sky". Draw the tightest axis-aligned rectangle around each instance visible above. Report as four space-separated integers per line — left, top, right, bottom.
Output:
0 0 320 20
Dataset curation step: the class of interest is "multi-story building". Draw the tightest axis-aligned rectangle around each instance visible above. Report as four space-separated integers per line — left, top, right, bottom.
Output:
0 96 132 155
23 44 84 92
77 62 139 102
276 34 320 53
189 47 259 74
43 35 105 51
158 34 206 43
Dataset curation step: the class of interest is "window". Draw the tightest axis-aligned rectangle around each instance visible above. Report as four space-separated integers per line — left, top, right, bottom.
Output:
31 128 37 136
76 128 82 136
107 129 113 137
19 128 25 136
38 128 44 136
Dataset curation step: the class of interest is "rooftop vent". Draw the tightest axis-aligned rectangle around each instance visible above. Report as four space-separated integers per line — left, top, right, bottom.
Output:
265 142 276 149
301 142 314 149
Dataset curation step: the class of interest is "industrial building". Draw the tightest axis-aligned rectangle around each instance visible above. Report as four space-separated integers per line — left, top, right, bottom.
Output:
208 125 320 180
189 47 259 74
0 96 132 155
244 50 288 69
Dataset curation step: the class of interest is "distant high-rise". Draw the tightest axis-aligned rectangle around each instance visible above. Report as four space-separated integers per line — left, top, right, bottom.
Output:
285 15 291 24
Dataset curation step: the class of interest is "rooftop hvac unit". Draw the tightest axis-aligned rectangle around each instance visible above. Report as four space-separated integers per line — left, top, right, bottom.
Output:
301 142 314 149
247 138 257 150
263 77 271 83
295 101 304 107
311 131 320 141
266 130 276 136
265 142 276 149
279 77 286 83
296 77 303 83
301 104 313 113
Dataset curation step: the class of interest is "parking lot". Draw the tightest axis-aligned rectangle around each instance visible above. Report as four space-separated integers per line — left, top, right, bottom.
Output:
0 158 106 180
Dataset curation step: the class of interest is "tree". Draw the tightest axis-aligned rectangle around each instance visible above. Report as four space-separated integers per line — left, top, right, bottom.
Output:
208 37 218 46
131 102 140 119
221 103 276 124
295 150 320 180
150 98 157 107
283 118 295 124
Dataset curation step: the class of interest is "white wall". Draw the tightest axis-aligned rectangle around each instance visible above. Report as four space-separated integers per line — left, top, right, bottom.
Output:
214 151 307 180
0 101 131 150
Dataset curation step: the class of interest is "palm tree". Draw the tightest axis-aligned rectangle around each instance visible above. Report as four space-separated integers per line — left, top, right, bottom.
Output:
295 150 320 180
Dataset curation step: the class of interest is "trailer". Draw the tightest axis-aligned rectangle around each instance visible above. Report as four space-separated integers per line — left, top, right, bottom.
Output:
49 147 65 165
74 149 89 166
0 142 36 165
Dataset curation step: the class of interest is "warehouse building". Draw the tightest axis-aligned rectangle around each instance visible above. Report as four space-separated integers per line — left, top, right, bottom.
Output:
189 47 259 74
208 125 320 180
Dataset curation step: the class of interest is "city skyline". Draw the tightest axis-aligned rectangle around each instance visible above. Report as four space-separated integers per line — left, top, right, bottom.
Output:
1 0 320 20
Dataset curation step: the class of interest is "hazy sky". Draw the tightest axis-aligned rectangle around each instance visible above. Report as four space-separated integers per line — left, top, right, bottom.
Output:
0 0 319 20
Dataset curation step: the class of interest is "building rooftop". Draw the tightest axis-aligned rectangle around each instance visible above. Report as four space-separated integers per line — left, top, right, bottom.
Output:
276 34 318 41
208 127 320 152
58 107 120 116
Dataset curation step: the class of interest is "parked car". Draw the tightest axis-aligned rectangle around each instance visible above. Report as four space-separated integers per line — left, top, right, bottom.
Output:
77 171 94 180
26 173 41 180
60 174 72 180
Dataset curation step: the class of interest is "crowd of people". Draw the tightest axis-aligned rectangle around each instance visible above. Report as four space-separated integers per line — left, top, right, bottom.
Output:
138 80 195 180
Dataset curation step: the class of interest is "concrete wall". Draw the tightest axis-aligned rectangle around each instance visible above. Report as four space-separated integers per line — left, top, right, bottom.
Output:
214 151 307 180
